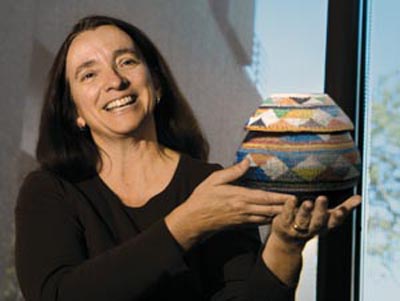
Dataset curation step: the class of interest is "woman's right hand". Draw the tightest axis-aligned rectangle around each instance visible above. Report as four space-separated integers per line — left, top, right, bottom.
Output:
165 159 296 250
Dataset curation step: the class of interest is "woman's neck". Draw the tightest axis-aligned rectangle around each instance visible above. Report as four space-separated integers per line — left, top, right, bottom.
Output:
94 115 160 178
97 134 180 207
99 137 174 175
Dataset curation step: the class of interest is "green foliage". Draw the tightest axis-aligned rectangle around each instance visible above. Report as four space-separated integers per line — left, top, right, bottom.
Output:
367 69 400 276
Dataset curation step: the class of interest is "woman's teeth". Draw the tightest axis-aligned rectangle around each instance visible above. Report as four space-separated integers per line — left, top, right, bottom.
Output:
104 95 136 111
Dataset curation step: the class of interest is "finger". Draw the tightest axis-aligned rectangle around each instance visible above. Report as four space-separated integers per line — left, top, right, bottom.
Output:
251 190 297 205
294 200 314 229
247 214 275 225
245 204 283 218
339 195 362 211
327 195 361 229
280 195 298 226
206 159 250 186
233 187 295 205
327 206 348 229
308 196 329 233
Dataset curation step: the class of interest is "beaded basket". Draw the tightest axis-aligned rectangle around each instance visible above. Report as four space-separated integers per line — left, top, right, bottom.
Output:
235 93 361 196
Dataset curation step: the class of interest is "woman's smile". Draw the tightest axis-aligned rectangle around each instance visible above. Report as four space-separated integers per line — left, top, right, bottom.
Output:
103 94 138 112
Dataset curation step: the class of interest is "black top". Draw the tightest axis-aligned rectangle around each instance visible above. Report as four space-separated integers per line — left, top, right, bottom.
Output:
15 154 294 301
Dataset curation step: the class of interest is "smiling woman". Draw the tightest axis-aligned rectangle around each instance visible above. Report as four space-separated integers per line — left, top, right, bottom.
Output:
14 15 360 301
35 16 209 182
66 25 160 146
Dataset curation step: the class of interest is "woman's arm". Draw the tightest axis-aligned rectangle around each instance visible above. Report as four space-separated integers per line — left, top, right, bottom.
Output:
200 226 295 301
164 160 297 300
15 171 186 301
198 195 360 301
263 195 362 287
165 159 291 250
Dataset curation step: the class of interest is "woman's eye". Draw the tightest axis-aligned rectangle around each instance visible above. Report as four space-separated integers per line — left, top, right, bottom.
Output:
81 72 96 82
120 58 138 67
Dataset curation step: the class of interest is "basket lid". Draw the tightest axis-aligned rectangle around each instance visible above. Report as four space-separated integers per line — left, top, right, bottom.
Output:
246 93 354 133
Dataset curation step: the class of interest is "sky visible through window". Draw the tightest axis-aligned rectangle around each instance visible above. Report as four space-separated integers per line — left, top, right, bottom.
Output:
245 0 327 99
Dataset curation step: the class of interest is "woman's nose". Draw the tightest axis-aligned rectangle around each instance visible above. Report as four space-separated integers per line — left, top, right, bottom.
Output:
105 68 130 91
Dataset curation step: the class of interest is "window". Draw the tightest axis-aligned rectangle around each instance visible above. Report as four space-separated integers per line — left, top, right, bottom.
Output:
360 0 400 299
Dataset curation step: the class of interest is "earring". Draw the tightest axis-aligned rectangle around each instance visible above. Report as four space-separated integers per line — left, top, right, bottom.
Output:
78 125 88 132
156 95 161 104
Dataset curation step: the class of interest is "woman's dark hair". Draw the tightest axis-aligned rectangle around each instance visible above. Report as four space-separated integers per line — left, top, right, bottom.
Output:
36 15 209 182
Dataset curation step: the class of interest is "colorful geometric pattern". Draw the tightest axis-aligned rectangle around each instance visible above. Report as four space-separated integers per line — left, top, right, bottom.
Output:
246 93 354 133
236 93 361 193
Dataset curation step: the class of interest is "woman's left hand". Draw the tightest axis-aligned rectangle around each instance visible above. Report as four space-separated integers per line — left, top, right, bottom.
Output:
262 194 361 287
271 194 362 247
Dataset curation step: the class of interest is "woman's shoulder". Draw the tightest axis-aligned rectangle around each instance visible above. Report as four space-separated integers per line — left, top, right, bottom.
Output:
172 153 224 191
16 169 79 212
19 169 63 193
180 153 223 175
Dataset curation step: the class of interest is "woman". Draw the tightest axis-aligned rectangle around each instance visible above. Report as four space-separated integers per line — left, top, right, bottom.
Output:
15 15 361 301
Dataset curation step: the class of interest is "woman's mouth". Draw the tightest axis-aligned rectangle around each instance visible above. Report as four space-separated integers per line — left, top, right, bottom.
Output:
103 95 137 111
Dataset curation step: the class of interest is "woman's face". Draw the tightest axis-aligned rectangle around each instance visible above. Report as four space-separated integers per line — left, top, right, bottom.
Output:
65 25 160 142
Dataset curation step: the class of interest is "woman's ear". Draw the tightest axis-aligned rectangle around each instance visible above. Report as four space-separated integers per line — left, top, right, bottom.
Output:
76 116 86 129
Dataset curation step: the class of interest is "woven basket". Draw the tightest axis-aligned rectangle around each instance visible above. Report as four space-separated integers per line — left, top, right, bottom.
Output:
236 93 361 196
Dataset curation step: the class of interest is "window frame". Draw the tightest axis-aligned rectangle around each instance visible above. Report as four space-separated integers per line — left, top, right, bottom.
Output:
318 0 368 300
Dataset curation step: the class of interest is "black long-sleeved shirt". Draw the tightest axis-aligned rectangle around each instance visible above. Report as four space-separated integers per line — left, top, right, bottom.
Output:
15 154 294 300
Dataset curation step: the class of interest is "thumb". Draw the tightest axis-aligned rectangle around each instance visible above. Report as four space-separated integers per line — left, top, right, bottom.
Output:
208 158 250 186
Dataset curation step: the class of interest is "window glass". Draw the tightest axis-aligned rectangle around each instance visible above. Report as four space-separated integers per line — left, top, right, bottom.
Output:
361 0 400 299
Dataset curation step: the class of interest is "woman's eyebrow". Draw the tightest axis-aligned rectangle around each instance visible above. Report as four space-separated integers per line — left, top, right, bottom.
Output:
113 47 140 59
74 60 96 80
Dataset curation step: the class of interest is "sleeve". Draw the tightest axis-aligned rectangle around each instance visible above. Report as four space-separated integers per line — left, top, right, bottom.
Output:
201 226 295 301
15 171 186 301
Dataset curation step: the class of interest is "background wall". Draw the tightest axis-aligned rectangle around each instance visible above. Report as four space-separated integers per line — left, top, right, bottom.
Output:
0 1 261 299
1 1 36 299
